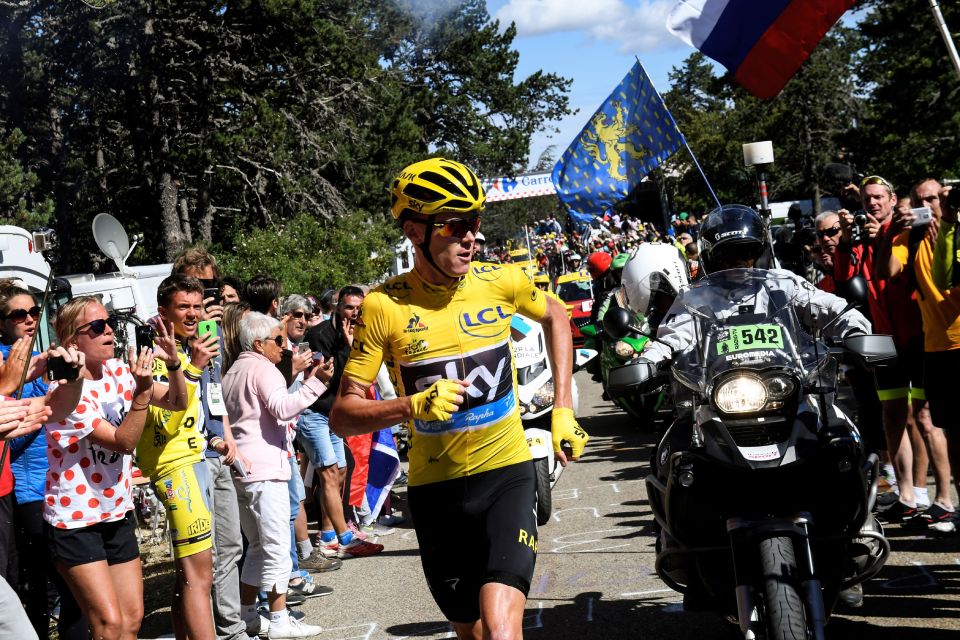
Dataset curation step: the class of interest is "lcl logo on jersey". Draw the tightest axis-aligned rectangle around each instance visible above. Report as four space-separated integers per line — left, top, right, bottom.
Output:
384 279 413 298
459 306 511 338
471 264 504 282
399 340 513 412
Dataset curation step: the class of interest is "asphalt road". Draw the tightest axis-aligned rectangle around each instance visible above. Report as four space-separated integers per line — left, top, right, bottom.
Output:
288 370 960 640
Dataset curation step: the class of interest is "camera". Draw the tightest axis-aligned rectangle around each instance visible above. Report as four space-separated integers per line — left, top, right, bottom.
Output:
135 325 155 353
850 211 868 243
47 356 79 382
947 187 960 210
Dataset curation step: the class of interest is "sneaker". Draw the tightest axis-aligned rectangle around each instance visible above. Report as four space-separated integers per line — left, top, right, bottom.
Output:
268 615 323 639
258 606 303 622
284 591 306 606
878 500 918 523
287 578 333 600
379 512 407 527
931 513 959 534
337 537 384 558
394 471 408 487
288 609 306 622
905 503 956 530
875 491 900 510
361 521 396 537
246 614 270 637
316 539 339 558
299 551 342 573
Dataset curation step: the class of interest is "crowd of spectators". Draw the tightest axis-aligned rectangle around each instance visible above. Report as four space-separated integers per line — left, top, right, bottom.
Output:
0 248 402 640
796 174 960 534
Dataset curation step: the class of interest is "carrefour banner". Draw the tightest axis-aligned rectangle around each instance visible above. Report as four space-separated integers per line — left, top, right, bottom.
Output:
481 172 556 202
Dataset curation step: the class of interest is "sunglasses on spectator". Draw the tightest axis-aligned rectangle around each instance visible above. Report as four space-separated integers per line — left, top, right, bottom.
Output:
415 216 482 238
2 306 41 323
288 310 314 321
860 175 894 191
259 334 284 347
75 316 119 336
816 226 841 239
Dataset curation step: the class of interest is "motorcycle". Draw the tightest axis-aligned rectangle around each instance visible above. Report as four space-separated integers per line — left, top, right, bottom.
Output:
627 270 892 640
511 313 596 526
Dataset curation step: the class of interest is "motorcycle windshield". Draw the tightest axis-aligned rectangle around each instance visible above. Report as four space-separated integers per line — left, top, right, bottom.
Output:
671 269 832 394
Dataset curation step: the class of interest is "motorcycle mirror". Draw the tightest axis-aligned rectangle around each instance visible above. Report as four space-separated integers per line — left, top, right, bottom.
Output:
835 275 869 309
603 307 633 340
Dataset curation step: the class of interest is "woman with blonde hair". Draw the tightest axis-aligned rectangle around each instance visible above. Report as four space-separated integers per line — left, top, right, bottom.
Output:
45 296 187 640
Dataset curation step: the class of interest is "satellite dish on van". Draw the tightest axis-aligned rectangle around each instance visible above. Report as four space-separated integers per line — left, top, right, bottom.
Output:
92 213 132 274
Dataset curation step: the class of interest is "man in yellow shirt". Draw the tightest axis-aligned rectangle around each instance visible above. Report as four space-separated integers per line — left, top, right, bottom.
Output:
889 179 959 531
138 274 220 640
330 158 588 639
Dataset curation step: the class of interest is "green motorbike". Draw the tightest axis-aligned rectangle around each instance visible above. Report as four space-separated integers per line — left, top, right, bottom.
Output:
581 309 670 429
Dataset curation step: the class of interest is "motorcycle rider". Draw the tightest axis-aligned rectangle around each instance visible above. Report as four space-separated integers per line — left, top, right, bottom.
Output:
643 205 871 365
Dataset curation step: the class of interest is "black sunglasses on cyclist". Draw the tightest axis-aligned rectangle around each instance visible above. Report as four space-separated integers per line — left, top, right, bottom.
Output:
414 216 481 239
2 306 41 323
289 310 314 321
75 316 120 336
816 227 841 239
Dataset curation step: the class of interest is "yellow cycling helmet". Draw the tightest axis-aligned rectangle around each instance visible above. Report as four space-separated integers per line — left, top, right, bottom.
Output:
391 158 486 220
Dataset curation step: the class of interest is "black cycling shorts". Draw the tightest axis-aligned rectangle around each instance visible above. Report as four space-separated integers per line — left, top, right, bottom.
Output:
923 349 960 432
408 461 538 623
45 511 140 567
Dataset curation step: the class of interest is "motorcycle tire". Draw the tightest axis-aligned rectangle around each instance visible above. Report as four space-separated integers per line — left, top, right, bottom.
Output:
759 536 808 640
534 457 552 526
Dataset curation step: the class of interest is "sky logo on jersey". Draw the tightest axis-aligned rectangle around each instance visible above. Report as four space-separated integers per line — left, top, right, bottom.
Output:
459 305 511 339
400 340 516 433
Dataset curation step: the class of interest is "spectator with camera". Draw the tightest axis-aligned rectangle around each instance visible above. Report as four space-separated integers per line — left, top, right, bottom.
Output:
885 178 960 531
169 249 249 640
137 274 224 640
869 178 954 526
46 295 187 640
222 312 334 638
300 286 383 560
812 211 841 292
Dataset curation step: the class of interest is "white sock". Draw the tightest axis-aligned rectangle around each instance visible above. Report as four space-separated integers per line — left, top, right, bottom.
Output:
914 487 930 507
270 609 289 627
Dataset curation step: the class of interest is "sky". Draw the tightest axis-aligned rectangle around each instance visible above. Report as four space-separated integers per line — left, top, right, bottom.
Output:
485 0 698 173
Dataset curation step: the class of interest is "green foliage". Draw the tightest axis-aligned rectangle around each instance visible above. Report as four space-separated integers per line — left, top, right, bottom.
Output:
0 128 53 229
218 211 398 294
0 0 572 276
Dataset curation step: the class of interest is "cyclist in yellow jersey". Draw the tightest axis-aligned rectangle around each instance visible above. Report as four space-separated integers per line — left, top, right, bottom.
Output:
330 158 588 640
137 274 220 640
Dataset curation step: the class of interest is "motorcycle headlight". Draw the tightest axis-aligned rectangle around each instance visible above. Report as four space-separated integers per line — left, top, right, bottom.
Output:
532 380 555 408
713 373 767 414
712 371 798 415
614 340 637 358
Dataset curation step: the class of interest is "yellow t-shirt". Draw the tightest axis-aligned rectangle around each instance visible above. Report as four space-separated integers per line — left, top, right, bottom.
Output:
343 263 549 486
135 349 206 478
893 228 960 352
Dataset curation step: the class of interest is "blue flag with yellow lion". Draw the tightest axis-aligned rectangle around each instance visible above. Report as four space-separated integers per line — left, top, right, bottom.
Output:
552 61 684 221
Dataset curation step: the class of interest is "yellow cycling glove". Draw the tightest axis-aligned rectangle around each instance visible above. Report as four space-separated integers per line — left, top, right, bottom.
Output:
552 407 589 460
409 379 464 422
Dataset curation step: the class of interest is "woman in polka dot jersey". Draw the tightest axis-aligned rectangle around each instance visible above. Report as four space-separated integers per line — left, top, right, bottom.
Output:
43 296 188 640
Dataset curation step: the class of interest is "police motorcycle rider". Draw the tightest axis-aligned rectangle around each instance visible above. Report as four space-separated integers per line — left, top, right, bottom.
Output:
642 205 871 364
638 205 884 615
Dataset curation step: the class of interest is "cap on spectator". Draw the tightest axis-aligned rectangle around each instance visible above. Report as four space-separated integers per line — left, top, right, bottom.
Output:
587 252 612 277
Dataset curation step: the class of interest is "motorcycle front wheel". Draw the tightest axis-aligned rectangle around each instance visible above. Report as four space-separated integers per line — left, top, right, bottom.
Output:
534 457 552 526
759 536 808 640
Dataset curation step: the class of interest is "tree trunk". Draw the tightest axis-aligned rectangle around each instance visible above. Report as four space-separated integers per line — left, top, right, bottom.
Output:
178 196 192 245
159 172 184 261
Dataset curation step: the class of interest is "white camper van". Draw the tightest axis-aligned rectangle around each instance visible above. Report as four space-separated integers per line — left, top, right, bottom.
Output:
0 215 171 353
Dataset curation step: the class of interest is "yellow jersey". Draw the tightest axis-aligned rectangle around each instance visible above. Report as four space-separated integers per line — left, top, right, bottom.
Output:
343 263 548 486
135 348 206 478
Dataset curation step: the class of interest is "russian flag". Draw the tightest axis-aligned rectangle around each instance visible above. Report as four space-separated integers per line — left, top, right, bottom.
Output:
667 0 856 99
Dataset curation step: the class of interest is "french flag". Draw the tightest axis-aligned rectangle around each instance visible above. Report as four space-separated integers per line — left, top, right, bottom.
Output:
667 0 856 99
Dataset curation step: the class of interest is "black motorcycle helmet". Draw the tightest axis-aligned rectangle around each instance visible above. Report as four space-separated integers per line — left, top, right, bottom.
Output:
698 204 767 273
